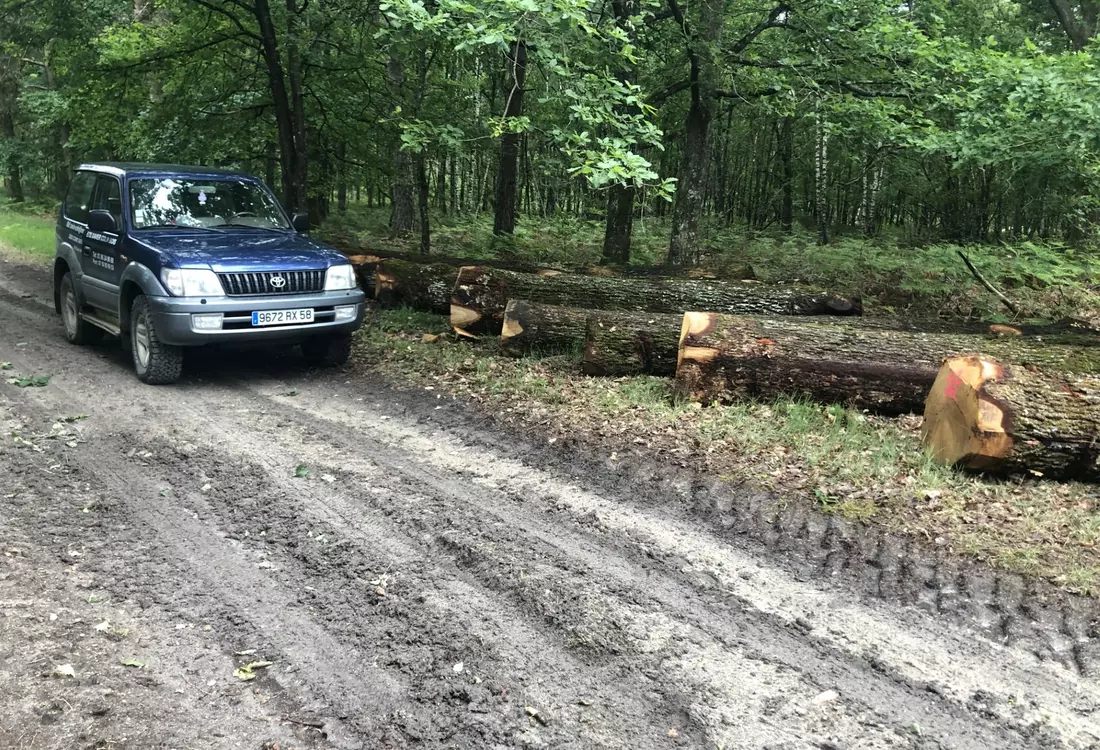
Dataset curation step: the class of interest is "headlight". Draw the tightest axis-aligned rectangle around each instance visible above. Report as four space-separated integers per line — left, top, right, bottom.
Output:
324 264 357 291
161 268 224 297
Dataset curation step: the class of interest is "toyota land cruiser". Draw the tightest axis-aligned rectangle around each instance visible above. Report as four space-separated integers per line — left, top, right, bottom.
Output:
53 163 365 384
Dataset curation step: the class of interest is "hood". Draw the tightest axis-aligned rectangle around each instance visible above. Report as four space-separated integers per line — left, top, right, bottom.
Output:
135 229 347 272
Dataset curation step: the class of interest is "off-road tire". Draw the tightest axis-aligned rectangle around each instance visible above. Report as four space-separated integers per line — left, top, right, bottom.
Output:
130 295 184 385
302 333 353 367
59 272 104 345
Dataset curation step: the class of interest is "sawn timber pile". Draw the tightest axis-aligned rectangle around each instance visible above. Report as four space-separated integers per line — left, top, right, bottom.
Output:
452 265 862 336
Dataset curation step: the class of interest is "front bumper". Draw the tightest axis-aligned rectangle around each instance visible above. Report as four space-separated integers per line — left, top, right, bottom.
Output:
147 289 367 346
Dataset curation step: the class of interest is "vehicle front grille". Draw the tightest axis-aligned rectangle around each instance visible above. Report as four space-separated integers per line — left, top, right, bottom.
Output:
218 270 325 296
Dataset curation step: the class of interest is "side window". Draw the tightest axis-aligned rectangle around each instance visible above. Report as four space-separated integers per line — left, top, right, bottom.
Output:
64 171 97 224
92 175 123 228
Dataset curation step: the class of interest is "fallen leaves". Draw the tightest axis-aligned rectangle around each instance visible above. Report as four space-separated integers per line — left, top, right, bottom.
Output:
234 660 274 681
7 375 50 388
119 658 146 669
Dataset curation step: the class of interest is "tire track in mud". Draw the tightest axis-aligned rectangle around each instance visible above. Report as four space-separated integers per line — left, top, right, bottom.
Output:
1 269 1098 748
0 357 1063 749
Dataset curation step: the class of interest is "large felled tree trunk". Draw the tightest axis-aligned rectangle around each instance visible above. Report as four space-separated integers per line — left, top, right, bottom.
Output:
584 310 685 376
675 312 1100 415
452 266 861 336
373 259 458 314
346 252 754 296
923 355 1100 481
500 300 590 356
493 41 528 235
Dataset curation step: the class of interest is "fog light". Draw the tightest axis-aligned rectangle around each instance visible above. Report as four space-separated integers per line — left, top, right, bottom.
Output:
334 305 357 321
192 313 224 330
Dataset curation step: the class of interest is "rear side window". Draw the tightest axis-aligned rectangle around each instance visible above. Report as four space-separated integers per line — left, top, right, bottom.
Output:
64 172 97 223
91 175 123 227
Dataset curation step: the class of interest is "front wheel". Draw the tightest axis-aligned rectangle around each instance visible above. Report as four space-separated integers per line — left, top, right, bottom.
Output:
301 333 352 367
130 295 184 385
59 272 104 345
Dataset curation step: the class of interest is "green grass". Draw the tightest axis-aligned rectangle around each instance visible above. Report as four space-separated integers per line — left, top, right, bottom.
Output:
357 307 1100 597
0 203 57 264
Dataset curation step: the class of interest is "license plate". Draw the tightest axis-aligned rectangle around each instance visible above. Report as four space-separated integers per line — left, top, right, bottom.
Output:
252 308 314 326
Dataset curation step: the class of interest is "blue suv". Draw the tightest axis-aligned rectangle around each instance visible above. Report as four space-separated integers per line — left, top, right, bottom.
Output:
53 163 366 384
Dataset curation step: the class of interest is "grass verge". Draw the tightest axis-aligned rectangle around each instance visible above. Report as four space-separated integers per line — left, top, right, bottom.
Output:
357 307 1100 597
0 204 56 264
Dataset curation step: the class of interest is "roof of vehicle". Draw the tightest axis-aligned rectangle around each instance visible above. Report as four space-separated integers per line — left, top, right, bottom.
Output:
76 162 260 180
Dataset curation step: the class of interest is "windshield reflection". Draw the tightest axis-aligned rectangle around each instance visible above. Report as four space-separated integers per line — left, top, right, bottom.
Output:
129 177 290 231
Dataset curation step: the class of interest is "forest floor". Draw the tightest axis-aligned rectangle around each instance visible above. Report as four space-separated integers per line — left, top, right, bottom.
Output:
4 251 1100 750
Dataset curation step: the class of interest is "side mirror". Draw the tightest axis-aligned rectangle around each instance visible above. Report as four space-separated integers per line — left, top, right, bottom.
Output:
291 212 310 233
88 209 117 233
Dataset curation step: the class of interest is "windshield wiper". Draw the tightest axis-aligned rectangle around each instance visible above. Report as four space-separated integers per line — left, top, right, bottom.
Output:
137 224 226 233
207 223 289 232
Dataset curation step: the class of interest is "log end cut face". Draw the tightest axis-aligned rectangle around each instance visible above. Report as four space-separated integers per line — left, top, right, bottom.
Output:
922 355 1014 470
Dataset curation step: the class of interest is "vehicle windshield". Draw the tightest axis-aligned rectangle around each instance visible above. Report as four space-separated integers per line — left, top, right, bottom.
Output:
128 177 290 231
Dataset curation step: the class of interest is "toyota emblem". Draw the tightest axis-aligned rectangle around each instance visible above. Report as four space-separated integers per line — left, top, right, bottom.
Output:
270 275 286 289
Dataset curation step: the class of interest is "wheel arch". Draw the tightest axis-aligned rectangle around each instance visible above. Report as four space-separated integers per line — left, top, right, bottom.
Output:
118 264 169 333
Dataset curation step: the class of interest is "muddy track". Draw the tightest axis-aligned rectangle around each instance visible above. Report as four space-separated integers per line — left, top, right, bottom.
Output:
1 256 1099 749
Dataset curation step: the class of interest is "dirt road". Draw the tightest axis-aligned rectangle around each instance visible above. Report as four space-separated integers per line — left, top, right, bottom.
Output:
1 256 1099 750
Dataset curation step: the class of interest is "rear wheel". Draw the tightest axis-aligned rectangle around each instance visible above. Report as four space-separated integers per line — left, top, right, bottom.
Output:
130 295 184 384
59 272 104 345
302 333 352 367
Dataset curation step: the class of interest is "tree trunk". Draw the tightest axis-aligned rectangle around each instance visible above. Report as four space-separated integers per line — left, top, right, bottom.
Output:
500 300 590 356
814 115 829 245
493 41 528 235
779 116 793 233
602 182 636 264
344 249 754 290
452 267 862 336
675 312 1100 415
386 56 415 234
583 309 685 376
0 110 23 203
374 259 457 314
285 0 308 212
923 355 1100 481
416 152 430 255
666 0 724 265
253 0 302 212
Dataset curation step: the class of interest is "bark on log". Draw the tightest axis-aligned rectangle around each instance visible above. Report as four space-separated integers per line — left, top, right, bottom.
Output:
345 249 754 290
452 266 861 336
922 356 1100 481
583 310 685 376
500 300 591 356
674 312 1100 415
373 259 458 314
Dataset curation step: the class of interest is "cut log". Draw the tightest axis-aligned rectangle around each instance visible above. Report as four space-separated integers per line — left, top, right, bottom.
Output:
452 266 861 336
583 310 685 376
675 312 1100 415
922 356 1100 481
500 300 591 356
373 259 458 314
344 248 754 290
